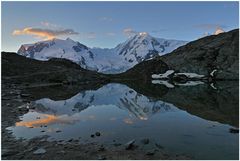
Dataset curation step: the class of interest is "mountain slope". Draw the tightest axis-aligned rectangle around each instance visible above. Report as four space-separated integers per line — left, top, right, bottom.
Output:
2 52 109 86
160 29 239 80
120 29 239 80
17 33 187 74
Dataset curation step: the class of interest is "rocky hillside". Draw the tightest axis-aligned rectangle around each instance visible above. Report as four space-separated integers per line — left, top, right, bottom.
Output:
115 58 169 81
160 29 239 80
2 52 109 86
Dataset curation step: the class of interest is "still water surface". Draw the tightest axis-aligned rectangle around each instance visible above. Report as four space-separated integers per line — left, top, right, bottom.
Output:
7 82 239 159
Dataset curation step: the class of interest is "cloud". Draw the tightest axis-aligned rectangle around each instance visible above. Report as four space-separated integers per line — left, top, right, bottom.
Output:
123 28 137 37
86 32 96 39
40 21 59 28
99 17 113 22
12 27 79 40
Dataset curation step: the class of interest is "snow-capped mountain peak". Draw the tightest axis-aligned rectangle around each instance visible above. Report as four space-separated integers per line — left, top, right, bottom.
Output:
115 32 187 64
17 34 188 74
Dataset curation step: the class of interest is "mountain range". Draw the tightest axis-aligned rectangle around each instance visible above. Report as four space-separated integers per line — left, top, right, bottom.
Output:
17 32 187 73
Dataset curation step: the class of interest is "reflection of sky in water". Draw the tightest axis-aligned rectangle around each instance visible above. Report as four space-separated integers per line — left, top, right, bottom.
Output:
7 83 239 159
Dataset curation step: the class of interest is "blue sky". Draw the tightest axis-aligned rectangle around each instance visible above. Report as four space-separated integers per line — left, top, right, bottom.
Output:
1 1 239 52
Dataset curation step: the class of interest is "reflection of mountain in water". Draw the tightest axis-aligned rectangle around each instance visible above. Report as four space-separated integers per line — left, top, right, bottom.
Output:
29 80 238 127
124 80 239 127
32 83 177 120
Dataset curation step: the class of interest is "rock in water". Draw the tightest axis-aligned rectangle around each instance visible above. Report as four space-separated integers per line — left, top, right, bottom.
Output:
125 139 135 150
33 148 46 154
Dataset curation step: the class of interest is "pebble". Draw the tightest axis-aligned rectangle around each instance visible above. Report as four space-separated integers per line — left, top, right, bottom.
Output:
56 130 62 133
95 132 101 136
146 150 155 156
155 143 164 149
125 139 135 150
98 145 105 151
229 128 239 133
141 138 149 144
20 93 31 97
33 148 46 154
91 134 95 138
98 155 106 160
68 139 73 142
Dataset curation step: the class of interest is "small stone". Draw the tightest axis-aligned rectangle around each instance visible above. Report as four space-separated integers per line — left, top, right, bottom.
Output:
125 139 135 150
141 138 149 144
98 145 105 151
20 93 31 97
113 143 121 147
56 130 62 133
91 134 95 138
95 132 101 136
41 130 45 133
36 117 41 119
155 143 164 149
146 150 155 156
98 155 106 160
33 148 46 154
68 139 73 142
229 128 239 133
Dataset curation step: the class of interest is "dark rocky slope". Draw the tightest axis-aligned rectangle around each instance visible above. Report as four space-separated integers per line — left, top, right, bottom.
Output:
160 29 239 80
2 52 109 86
112 58 169 81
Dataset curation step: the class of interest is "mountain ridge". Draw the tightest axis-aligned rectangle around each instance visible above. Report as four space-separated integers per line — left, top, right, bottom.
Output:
17 32 187 74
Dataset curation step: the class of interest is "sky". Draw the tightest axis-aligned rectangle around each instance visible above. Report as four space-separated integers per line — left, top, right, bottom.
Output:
1 1 239 52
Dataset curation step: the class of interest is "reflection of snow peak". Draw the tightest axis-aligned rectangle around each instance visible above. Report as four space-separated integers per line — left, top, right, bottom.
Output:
175 81 204 86
31 83 176 120
152 80 175 88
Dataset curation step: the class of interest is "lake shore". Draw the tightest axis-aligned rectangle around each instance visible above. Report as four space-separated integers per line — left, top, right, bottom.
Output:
2 82 192 160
